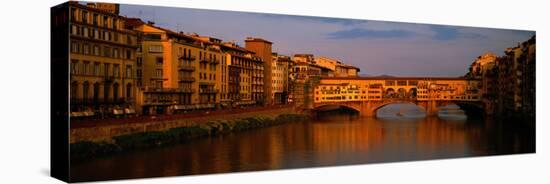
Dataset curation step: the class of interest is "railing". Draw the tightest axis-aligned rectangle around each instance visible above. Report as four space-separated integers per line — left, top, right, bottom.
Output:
199 88 219 93
178 65 196 71
200 58 220 64
178 77 196 82
179 55 196 61
180 88 196 93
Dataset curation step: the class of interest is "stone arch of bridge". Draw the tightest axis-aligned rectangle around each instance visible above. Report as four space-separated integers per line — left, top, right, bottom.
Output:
445 101 485 117
371 101 427 113
313 103 362 113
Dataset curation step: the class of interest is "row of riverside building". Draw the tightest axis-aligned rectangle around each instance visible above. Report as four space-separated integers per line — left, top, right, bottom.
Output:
466 35 536 117
60 2 360 118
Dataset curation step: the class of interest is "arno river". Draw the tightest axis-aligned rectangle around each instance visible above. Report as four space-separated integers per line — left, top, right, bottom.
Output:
70 104 535 182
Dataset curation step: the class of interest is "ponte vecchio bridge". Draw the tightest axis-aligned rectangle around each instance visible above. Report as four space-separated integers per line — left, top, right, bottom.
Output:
310 77 486 117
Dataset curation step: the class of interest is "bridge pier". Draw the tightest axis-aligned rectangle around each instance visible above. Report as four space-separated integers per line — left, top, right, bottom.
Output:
426 100 438 116
361 101 375 117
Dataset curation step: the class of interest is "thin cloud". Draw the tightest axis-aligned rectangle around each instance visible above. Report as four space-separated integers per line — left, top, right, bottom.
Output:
259 13 367 26
326 28 415 39
430 25 488 40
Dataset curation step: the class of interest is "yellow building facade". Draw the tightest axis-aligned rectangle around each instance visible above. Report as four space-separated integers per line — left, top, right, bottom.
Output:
131 22 223 114
68 2 138 118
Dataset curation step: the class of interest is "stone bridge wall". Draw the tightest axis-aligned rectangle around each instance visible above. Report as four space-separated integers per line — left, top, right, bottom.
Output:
313 100 483 117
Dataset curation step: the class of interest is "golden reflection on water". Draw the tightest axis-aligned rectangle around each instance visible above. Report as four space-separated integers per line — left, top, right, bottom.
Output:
70 112 534 182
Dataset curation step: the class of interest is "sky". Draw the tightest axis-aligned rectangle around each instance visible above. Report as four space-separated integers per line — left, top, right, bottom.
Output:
119 4 535 77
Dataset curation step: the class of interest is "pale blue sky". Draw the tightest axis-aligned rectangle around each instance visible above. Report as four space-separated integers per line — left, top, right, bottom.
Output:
120 4 534 77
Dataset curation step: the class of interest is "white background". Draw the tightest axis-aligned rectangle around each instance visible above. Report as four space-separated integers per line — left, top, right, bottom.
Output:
0 0 548 183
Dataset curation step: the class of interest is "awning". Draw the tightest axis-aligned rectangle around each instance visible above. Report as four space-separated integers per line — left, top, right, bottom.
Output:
113 109 124 115
125 108 136 114
71 111 95 118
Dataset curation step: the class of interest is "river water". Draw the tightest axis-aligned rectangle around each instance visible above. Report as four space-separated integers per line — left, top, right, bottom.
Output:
70 104 535 182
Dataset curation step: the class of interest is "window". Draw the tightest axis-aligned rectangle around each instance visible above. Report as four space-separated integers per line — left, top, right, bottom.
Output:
103 47 111 57
156 57 163 65
112 19 117 29
103 16 108 27
83 27 88 37
126 50 132 59
103 83 110 101
126 65 132 78
104 63 110 77
114 33 118 42
82 11 88 23
83 62 90 75
93 13 98 26
137 69 142 78
397 80 407 86
127 35 132 45
82 44 90 54
83 82 89 100
113 64 120 77
136 57 142 66
143 34 161 40
94 63 100 76
89 28 94 38
113 48 119 58
104 31 110 41
149 45 163 53
113 83 119 101
126 83 132 99
93 45 100 56
155 69 162 78
70 81 78 99
71 60 79 74
71 8 76 21
71 41 79 53
155 81 163 88
93 83 99 102
71 25 77 35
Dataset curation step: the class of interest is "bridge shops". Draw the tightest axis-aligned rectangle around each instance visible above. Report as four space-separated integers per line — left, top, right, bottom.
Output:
311 77 484 117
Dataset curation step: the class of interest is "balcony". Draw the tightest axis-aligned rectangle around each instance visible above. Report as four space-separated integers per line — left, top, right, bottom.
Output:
210 59 220 64
180 88 196 93
178 65 196 71
179 55 196 61
151 76 167 81
199 88 219 93
178 77 196 82
200 58 220 64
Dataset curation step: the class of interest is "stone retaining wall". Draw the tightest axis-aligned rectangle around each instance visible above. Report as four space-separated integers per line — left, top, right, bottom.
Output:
70 106 297 143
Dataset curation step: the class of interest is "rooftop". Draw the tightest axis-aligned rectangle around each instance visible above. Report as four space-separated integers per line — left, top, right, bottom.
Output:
245 37 273 44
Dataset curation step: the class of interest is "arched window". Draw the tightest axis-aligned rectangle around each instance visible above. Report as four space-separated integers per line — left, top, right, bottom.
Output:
82 81 90 101
126 83 132 99
93 82 100 103
104 83 110 102
113 83 120 102
70 81 78 99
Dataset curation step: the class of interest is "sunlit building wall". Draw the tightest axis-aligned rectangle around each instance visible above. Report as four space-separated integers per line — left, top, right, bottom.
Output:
130 22 222 114
222 42 265 106
68 2 138 117
245 38 273 105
